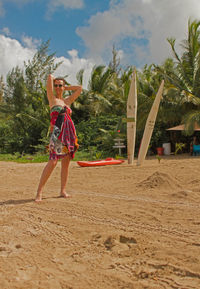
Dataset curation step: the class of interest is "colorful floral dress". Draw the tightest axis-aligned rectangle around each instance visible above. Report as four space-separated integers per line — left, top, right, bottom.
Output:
49 105 79 160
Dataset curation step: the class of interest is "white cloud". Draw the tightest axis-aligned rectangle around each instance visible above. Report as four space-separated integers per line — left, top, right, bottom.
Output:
0 0 84 18
0 35 93 88
68 49 78 58
54 49 94 88
1 27 10 36
21 35 41 49
0 35 36 78
46 0 84 18
48 0 84 9
77 0 200 66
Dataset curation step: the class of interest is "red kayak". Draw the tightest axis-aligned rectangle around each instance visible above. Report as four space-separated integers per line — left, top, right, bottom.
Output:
77 158 125 167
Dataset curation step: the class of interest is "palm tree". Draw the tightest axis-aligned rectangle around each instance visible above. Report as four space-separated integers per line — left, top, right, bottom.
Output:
106 66 133 116
156 19 200 135
83 65 114 116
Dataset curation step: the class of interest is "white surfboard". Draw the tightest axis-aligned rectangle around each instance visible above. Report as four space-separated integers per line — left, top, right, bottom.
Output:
127 69 137 164
137 80 164 166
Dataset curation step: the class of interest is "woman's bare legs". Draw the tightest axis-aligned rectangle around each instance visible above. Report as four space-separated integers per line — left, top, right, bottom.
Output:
35 159 58 202
60 154 71 198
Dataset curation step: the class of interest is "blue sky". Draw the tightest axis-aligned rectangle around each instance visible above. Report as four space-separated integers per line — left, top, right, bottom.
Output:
0 0 110 57
0 0 200 86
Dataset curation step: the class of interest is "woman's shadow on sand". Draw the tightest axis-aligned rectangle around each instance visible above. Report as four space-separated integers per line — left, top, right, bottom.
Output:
0 198 34 206
0 196 62 206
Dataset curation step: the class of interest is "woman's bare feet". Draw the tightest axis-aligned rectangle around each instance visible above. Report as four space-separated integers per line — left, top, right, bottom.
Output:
60 192 71 198
35 192 42 202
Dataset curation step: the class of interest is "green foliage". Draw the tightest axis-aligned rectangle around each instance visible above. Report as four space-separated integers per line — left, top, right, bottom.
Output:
76 115 126 156
1 20 200 158
0 153 49 163
156 155 162 163
0 150 98 163
175 143 186 155
156 19 200 135
0 41 60 154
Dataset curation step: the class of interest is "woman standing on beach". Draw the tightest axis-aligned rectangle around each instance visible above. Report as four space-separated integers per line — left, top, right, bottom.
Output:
35 74 82 202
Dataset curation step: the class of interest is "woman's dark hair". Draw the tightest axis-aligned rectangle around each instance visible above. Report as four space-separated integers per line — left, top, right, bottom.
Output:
54 77 67 85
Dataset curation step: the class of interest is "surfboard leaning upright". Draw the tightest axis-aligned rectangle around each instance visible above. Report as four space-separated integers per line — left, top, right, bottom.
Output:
137 80 164 166
127 69 137 164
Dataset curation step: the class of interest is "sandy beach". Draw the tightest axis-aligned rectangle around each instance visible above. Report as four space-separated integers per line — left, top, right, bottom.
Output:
0 155 200 289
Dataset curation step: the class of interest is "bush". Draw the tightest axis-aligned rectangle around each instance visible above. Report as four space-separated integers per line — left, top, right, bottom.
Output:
76 115 127 156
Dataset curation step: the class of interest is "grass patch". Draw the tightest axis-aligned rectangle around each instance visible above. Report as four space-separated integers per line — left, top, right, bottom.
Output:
0 153 49 163
0 150 126 163
73 150 91 161
0 150 91 163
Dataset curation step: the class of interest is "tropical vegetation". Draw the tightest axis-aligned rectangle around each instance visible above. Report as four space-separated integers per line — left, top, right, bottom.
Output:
0 19 200 159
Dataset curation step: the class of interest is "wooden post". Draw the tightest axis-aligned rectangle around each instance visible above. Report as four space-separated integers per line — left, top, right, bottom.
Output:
127 69 137 164
137 80 164 166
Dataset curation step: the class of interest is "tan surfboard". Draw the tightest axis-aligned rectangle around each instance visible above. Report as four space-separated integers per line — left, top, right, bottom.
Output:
137 80 164 166
127 69 137 164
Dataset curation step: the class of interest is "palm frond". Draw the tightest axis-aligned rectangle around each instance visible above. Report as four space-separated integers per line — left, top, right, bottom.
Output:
182 110 200 135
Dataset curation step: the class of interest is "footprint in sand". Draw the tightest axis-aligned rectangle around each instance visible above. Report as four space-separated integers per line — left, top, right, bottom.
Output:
104 235 137 250
119 235 137 244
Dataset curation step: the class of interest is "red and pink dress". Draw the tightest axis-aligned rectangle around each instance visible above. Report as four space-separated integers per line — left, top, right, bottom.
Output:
49 105 79 160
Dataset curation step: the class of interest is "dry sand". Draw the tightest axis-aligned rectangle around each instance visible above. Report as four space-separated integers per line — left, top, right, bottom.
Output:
0 155 200 289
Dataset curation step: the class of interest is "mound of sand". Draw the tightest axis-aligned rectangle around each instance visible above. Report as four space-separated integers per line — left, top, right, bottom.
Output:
137 171 181 190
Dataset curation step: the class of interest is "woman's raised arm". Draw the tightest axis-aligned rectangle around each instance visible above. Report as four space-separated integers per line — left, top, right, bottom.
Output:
63 85 82 105
46 74 55 104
